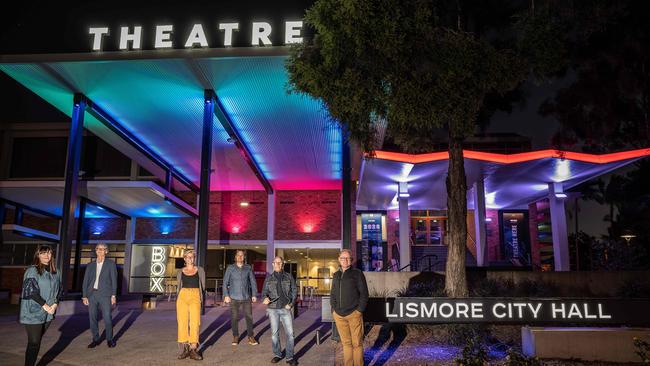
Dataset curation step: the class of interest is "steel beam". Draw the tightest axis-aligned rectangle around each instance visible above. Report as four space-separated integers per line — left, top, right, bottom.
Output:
213 95 273 194
196 90 214 270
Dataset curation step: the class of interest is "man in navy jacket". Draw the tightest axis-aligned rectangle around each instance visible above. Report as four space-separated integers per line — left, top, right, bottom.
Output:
223 249 258 346
82 243 118 348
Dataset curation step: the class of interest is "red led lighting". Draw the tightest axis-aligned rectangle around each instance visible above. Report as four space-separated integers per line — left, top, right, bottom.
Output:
370 148 650 164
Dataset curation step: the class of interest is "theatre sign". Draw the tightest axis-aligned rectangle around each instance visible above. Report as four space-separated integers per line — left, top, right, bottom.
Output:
371 298 650 325
88 21 304 51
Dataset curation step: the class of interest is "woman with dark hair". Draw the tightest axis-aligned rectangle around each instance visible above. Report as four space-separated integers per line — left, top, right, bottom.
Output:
19 245 62 366
175 249 205 361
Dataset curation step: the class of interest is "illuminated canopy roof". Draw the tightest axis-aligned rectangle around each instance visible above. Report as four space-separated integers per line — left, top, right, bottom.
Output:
357 149 650 210
0 48 342 192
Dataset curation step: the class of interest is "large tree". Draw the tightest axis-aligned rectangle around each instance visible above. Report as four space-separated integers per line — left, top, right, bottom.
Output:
287 0 526 296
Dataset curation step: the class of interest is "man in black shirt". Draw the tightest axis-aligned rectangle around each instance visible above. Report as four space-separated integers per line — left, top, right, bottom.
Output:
261 256 297 365
330 249 369 366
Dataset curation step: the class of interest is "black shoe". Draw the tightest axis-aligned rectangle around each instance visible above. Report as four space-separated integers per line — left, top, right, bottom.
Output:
87 340 100 348
271 356 283 363
107 340 116 348
286 359 297 366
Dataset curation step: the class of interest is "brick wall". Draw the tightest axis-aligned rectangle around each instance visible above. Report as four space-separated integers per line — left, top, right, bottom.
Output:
209 191 268 241
135 217 195 240
275 190 341 240
82 218 126 241
133 190 341 241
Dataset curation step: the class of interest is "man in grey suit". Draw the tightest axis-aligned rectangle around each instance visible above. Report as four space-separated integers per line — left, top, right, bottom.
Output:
82 243 118 348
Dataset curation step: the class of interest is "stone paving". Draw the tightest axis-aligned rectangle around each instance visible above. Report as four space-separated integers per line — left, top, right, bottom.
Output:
0 300 337 366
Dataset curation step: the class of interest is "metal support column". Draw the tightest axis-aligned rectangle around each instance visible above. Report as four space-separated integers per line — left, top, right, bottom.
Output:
472 179 487 267
196 90 214 269
266 193 276 273
0 201 5 244
58 94 85 294
398 182 411 269
548 182 570 271
341 130 352 250
72 198 87 291
14 206 24 226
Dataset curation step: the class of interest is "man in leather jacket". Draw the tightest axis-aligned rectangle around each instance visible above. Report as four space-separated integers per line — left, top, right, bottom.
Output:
261 256 297 365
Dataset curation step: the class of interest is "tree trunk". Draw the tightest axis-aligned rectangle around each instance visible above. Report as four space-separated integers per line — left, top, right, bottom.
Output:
444 134 469 297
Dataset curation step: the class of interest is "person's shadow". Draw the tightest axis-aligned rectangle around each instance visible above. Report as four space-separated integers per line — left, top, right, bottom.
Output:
37 310 139 365
364 323 407 366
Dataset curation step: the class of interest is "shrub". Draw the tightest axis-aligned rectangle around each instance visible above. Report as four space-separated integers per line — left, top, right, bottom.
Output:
633 337 650 363
455 334 489 366
505 348 541 366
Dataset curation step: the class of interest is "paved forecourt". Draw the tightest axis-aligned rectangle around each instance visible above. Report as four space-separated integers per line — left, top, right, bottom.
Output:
0 300 336 365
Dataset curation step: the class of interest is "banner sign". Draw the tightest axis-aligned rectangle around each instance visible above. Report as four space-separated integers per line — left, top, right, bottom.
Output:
360 297 650 326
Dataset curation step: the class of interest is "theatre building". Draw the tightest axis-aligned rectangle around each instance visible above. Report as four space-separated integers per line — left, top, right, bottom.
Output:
1 12 649 301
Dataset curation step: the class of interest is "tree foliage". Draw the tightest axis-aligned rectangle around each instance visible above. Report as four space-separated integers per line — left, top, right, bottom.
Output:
287 0 526 152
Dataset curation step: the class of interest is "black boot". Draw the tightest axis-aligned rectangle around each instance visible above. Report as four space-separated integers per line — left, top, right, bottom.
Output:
178 343 190 360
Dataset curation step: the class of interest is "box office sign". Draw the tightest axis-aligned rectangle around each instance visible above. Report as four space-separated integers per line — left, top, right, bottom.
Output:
129 244 174 293
378 297 650 325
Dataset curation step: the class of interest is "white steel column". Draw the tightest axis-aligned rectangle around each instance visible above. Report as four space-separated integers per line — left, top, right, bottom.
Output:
398 182 411 269
548 182 570 271
472 179 487 267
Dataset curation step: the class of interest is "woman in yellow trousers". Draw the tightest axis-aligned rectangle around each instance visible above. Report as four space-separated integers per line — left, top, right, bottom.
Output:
176 250 206 361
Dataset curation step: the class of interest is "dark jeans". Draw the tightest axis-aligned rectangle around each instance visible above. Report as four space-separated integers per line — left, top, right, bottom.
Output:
24 321 51 366
230 299 253 337
89 294 113 342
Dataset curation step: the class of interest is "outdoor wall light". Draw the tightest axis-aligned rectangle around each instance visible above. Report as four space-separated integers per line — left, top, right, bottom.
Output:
92 230 102 235
554 192 568 199
621 229 636 245
240 201 249 207
398 182 409 198
485 217 493 222
161 231 170 235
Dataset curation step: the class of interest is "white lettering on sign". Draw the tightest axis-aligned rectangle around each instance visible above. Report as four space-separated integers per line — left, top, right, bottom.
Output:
119 26 142 50
89 27 109 51
252 22 272 46
150 246 166 292
385 299 619 323
154 25 173 48
284 21 303 44
89 21 304 51
185 24 209 48
219 23 239 46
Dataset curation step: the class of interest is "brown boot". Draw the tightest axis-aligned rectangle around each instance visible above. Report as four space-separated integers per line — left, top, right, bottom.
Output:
247 336 259 345
178 344 190 360
189 348 203 361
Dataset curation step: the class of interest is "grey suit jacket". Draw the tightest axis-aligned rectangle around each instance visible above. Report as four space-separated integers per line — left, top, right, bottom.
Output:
82 258 118 298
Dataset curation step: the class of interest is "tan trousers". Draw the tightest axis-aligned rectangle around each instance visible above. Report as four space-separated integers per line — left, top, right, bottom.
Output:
333 310 364 366
176 288 201 344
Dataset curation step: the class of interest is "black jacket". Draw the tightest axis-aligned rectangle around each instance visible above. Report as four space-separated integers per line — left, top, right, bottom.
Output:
330 267 369 316
261 271 297 309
